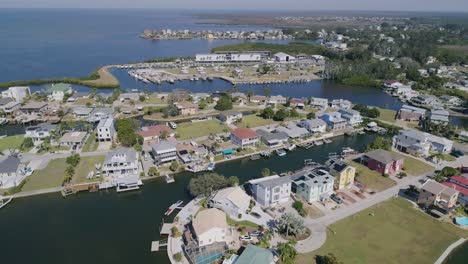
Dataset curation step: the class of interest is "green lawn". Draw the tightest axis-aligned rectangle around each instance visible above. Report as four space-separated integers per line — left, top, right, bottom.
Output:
226 216 260 229
297 198 468 264
350 161 397 192
236 115 276 128
376 108 397 123
82 133 99 152
0 135 25 152
392 152 434 176
21 158 67 192
72 155 105 184
176 120 228 140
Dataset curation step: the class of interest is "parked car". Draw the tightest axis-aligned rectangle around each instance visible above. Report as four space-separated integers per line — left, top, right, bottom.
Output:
250 212 261 219
451 149 464 158
239 235 253 242
169 122 177 129
330 194 343 204
249 230 263 237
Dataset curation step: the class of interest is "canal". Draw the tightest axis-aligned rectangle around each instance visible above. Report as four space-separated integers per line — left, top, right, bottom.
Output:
443 241 468 264
0 133 377 264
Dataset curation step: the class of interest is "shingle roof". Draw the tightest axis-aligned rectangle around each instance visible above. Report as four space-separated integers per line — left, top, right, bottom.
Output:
151 140 177 153
104 148 137 164
231 128 258 140
365 149 403 165
0 156 21 174
235 244 274 264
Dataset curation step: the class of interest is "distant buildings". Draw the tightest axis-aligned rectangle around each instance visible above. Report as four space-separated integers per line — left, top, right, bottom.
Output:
361 149 404 176
291 168 335 203
310 97 328 110
191 208 228 246
410 95 438 109
195 53 262 63
151 140 178 165
267 95 287 105
103 148 139 177
274 52 296 63
248 175 292 207
393 129 453 157
331 99 351 109
230 128 260 148
97 118 115 142
209 186 251 218
1 86 30 102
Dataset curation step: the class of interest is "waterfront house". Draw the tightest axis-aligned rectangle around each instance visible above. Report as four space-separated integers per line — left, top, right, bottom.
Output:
267 95 287 105
119 93 140 102
361 149 404 176
442 176 468 205
208 186 251 218
151 140 178 165
275 122 309 139
97 118 115 142
291 168 335 203
397 105 426 121
428 109 450 124
230 128 260 148
177 143 208 164
191 208 228 246
0 97 13 108
418 180 458 213
327 158 356 190
248 175 292 207
310 97 328 110
138 124 174 141
298 119 327 134
338 108 363 127
25 123 57 146
174 101 198 116
440 95 463 107
256 129 289 147
219 110 243 125
290 98 306 109
67 91 90 103
0 98 20 114
392 129 453 157
202 140 237 156
233 244 275 264
73 107 94 119
20 101 49 115
250 95 267 105
102 148 139 177
45 83 72 101
410 95 438 109
383 80 403 89
0 156 28 189
331 99 351 109
1 86 30 102
320 112 347 130
274 52 296 63
59 131 87 148
88 108 114 123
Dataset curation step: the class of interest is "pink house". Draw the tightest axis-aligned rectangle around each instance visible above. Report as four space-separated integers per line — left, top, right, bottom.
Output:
362 149 404 176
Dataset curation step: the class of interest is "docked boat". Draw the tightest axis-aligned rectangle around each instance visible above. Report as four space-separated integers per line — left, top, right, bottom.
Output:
260 151 271 157
165 200 184 216
323 139 332 144
314 140 324 146
285 144 297 151
341 147 358 158
276 149 287 157
250 154 261 160
304 142 315 149
116 175 143 193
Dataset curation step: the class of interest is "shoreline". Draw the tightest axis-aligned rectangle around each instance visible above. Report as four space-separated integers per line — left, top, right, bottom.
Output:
435 238 467 264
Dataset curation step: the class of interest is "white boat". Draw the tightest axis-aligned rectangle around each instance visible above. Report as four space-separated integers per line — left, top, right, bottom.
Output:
276 149 287 157
285 144 296 151
314 140 323 146
341 147 357 157
116 175 143 192
324 139 332 144
0 118 8 125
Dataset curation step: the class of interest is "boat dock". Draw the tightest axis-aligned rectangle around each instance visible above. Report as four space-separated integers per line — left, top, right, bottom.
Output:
165 200 184 216
0 196 13 209
165 174 175 183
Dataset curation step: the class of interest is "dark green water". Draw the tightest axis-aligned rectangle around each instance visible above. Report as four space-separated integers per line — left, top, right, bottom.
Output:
444 241 468 264
0 134 376 264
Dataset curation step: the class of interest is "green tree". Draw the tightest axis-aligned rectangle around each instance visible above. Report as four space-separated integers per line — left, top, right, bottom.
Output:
188 173 229 197
169 161 180 172
20 137 34 150
173 252 183 262
261 168 271 177
273 109 288 121
148 166 159 177
261 107 275 119
365 137 392 152
214 95 233 111
315 253 343 264
228 176 240 187
306 111 316 119
198 100 207 110
66 154 81 167
117 119 139 147
277 240 298 264
139 95 146 102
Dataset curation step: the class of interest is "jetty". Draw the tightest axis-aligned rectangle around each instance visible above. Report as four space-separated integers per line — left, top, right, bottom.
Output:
0 195 13 209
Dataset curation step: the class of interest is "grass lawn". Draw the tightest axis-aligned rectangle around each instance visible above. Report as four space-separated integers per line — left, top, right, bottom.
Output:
440 154 456 162
0 135 25 152
236 115 276 128
21 158 67 192
296 198 468 264
72 155 105 184
392 152 434 176
376 108 397 123
226 216 260 229
350 161 397 192
82 133 99 152
176 120 228 140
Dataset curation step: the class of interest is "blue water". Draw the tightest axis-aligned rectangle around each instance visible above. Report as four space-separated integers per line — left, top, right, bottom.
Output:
0 8 283 82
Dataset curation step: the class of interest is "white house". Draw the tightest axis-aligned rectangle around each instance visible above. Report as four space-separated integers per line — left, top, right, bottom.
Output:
429 109 450 124
209 186 251 218
310 97 328 109
97 118 115 142
299 119 327 133
320 112 347 130
410 95 438 109
393 129 453 157
24 123 57 146
331 99 351 109
219 110 243 125
1 86 30 102
248 175 292 207
151 140 178 165
0 156 28 189
338 108 363 126
274 52 296 63
192 208 228 246
291 168 335 203
230 128 260 148
102 148 139 177
267 95 287 105
46 83 73 101
256 129 289 148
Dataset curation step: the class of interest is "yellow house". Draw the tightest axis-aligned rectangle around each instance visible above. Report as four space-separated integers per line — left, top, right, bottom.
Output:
328 159 356 190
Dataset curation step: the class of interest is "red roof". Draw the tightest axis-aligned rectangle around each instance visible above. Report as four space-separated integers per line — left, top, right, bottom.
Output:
441 182 468 196
290 98 305 104
450 175 468 186
231 128 258 140
139 125 173 138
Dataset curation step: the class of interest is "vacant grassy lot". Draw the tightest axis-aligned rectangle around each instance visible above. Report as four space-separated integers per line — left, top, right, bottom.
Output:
392 151 434 176
0 135 24 152
376 108 397 123
21 158 67 192
297 198 468 264
236 115 276 128
72 155 105 184
176 120 228 140
82 133 99 152
350 161 397 192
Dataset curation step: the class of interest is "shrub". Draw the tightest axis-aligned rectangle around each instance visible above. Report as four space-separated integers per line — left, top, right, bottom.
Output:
173 252 182 262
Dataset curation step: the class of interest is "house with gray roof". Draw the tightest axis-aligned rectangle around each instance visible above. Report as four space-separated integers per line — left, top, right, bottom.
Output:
151 140 177 165
256 129 289 147
219 110 243 125
0 156 28 189
73 107 94 119
393 129 453 157
275 123 309 139
362 149 404 176
102 148 139 177
299 119 327 133
290 167 335 203
429 109 449 124
418 180 458 213
397 104 426 121
248 175 292 207
25 123 57 146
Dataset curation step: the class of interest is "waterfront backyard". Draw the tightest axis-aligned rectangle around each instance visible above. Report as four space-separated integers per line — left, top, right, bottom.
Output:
297 198 468 264
176 120 228 140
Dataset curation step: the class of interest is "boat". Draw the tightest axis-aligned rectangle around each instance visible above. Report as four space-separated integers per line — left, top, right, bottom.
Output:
305 142 315 149
341 147 357 158
285 144 297 151
314 140 324 146
0 118 8 125
250 154 261 160
260 151 271 157
165 200 184 216
131 89 139 92
323 139 332 144
0 196 12 209
276 149 287 157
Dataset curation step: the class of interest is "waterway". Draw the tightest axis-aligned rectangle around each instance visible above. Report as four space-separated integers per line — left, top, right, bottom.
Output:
444 241 468 264
0 133 376 264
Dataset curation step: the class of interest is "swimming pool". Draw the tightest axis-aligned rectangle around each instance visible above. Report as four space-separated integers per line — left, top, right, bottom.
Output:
455 217 468 226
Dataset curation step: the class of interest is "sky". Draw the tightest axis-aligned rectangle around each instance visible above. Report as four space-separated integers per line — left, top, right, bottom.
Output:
1 0 468 12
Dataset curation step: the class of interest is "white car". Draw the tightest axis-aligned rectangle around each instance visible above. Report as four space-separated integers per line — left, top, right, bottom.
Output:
239 235 253 242
169 122 177 129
